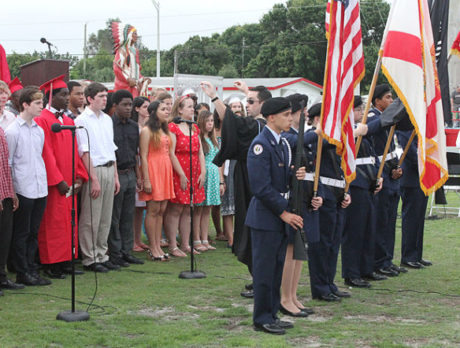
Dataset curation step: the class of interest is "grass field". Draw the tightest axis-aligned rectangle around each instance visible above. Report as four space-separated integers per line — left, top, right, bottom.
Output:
1 196 459 347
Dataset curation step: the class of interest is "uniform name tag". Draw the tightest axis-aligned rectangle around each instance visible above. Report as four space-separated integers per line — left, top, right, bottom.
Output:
278 162 284 167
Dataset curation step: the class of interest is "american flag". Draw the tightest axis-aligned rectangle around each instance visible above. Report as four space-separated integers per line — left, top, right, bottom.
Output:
321 0 364 183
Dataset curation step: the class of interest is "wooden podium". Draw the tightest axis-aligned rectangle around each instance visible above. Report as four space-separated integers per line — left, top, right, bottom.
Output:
20 59 69 87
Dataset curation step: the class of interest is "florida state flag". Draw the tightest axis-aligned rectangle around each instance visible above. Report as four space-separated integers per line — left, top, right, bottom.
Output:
381 0 448 195
451 30 460 59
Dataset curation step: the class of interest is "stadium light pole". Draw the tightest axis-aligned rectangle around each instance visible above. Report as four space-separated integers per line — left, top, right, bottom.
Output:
151 0 161 77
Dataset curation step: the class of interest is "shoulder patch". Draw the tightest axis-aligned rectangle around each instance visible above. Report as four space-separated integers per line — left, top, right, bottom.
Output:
253 144 263 155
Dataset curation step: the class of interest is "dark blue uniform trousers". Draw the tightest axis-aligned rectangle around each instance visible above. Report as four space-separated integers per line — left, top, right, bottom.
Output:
342 187 376 279
401 186 428 263
251 228 287 326
307 197 344 298
374 187 399 269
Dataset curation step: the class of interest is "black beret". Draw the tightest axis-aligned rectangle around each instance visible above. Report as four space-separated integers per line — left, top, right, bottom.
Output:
372 84 390 104
307 103 322 119
354 95 363 108
261 97 291 117
286 93 309 113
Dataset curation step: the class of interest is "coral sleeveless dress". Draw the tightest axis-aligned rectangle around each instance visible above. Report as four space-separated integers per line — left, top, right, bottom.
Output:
168 123 205 204
139 134 175 202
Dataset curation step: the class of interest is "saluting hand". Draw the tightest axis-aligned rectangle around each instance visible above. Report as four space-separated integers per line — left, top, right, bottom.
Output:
280 211 303 230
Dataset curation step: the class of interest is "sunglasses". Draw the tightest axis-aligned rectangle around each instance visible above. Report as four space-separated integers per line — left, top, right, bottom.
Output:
247 99 258 105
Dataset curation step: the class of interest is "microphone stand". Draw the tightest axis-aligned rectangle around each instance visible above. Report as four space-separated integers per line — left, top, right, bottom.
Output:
179 121 205 279
57 128 90 322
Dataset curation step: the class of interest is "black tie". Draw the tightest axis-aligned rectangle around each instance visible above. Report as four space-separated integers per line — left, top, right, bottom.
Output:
55 110 64 119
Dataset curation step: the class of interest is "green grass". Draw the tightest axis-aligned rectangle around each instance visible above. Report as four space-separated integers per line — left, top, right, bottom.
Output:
1 195 459 348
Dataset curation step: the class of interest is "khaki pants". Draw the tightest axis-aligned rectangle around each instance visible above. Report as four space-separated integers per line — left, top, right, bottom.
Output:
79 165 115 266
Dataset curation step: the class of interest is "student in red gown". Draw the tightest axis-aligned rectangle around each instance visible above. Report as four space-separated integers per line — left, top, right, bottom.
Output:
35 75 88 278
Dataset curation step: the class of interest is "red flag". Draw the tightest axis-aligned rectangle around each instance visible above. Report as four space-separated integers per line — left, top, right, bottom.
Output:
381 0 448 195
450 30 460 59
320 0 365 183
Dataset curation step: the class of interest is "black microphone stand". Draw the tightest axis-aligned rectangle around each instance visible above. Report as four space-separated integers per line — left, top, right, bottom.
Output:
179 121 205 279
57 128 90 322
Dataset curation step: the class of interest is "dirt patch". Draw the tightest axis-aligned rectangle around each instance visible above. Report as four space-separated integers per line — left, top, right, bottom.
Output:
187 305 225 313
129 306 199 321
343 314 425 324
223 316 247 332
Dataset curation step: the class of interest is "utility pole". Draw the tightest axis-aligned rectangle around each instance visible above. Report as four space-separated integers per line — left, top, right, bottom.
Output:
151 1 161 77
83 23 87 78
241 37 245 77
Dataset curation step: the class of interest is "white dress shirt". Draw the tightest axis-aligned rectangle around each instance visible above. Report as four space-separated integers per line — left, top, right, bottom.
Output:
5 117 48 199
0 109 16 130
75 107 117 166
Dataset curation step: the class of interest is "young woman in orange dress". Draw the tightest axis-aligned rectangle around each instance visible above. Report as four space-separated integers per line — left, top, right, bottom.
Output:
138 101 175 261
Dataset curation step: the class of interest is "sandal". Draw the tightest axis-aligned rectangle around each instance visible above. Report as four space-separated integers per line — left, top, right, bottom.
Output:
140 243 150 250
193 240 208 252
169 247 186 258
146 249 163 261
215 234 228 241
160 239 169 248
132 245 144 252
181 246 201 255
202 240 216 250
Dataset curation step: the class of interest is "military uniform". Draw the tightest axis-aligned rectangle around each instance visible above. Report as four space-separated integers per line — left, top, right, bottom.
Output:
306 132 346 299
367 109 401 273
246 124 292 327
342 121 380 281
397 130 428 265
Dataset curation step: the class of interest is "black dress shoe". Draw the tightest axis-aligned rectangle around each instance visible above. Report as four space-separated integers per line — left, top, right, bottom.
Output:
84 263 109 273
61 266 84 275
364 272 387 281
377 267 399 277
391 264 408 273
111 257 130 268
419 259 432 266
275 319 294 329
240 289 254 298
300 307 315 315
314 293 341 302
333 289 351 298
123 254 144 265
345 278 371 288
31 273 52 286
401 261 424 269
43 269 66 279
0 279 25 290
101 260 121 271
245 283 253 290
280 304 309 317
254 323 285 335
16 273 37 286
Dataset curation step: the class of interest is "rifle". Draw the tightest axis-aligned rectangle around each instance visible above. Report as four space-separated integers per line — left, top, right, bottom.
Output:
291 100 308 261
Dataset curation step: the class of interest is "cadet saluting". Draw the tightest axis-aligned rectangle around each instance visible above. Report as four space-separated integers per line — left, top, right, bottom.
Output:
245 97 304 335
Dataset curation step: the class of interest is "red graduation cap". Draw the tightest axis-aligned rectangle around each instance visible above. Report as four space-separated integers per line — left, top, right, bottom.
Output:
8 77 23 94
39 74 67 107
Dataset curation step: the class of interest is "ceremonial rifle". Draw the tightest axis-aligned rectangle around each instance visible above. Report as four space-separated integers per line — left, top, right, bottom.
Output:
291 100 308 261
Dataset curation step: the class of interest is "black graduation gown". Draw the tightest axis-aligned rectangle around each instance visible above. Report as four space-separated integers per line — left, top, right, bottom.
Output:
213 107 266 268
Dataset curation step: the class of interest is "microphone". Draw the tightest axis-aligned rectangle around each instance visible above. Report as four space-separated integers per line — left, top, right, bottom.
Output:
51 123 83 133
172 117 197 125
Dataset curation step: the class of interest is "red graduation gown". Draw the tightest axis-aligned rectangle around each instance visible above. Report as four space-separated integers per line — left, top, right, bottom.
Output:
35 109 88 264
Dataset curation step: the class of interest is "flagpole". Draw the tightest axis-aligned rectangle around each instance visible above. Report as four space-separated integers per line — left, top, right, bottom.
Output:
398 129 416 167
376 124 396 180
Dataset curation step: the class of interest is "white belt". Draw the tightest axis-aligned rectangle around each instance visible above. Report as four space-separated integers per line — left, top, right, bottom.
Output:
320 176 346 188
378 150 398 162
280 191 290 199
356 157 375 165
303 173 315 182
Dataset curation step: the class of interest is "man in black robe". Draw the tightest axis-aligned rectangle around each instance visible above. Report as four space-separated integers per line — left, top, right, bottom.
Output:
201 80 270 298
